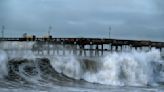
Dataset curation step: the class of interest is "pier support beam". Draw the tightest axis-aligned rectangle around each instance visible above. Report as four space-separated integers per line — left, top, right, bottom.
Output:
149 46 152 51
101 44 103 56
115 46 118 51
69 45 72 54
95 45 99 56
63 43 65 56
52 44 55 55
160 48 162 52
84 45 86 56
73 45 77 56
139 47 142 51
56 45 59 55
111 44 113 52
47 42 50 55
90 44 93 57
79 45 83 56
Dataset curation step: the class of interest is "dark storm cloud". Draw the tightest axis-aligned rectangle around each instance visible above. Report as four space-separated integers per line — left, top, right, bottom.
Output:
0 0 164 41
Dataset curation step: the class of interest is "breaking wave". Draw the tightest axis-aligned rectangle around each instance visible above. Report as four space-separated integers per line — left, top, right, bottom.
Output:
0 48 164 87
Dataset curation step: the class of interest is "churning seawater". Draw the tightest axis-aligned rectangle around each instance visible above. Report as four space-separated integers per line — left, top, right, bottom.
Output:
0 42 164 92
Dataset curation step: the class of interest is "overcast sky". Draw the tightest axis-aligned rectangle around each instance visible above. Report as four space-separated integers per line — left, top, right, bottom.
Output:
0 0 164 41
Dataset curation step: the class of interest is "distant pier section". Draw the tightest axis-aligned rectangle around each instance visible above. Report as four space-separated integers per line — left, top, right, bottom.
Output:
0 37 164 57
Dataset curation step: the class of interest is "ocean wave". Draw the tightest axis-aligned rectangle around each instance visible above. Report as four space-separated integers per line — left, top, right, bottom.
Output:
0 49 164 87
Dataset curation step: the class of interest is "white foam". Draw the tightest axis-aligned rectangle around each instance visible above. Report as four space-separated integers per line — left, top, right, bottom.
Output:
51 49 164 86
0 50 8 78
83 49 164 86
51 56 83 80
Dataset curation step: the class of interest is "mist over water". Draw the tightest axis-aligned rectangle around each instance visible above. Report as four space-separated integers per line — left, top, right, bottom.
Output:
0 44 164 91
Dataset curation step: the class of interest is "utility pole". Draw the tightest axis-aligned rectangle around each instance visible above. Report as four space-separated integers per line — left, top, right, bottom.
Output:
109 26 111 39
1 25 5 38
108 26 112 50
48 26 52 36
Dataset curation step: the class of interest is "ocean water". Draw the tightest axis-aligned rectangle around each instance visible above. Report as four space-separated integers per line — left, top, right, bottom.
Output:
0 42 164 92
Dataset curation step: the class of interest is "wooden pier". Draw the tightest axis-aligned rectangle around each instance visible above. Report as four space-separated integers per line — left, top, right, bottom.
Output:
0 37 164 57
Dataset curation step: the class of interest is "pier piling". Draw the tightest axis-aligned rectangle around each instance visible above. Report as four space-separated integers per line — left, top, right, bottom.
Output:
0 37 164 57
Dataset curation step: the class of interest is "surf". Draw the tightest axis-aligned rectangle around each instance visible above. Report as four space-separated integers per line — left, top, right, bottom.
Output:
0 48 163 87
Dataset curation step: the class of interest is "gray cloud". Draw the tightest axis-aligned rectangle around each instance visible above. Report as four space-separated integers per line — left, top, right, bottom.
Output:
0 0 164 41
